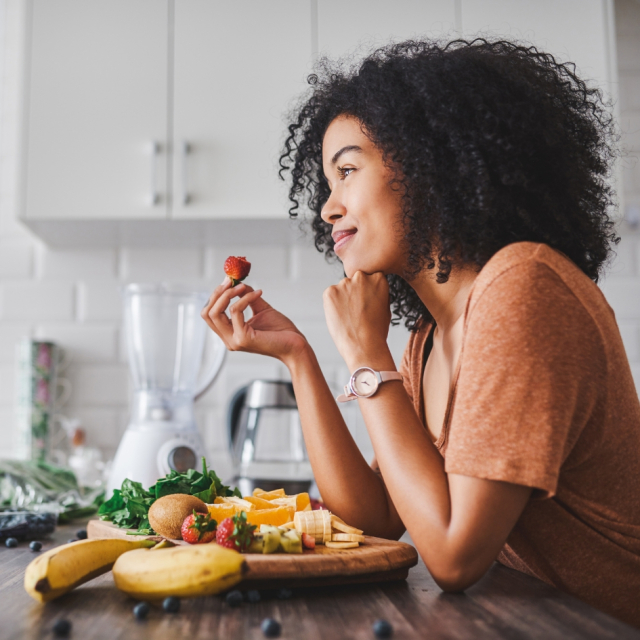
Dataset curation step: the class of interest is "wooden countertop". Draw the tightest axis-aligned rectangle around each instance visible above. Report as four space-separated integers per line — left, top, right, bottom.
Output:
2 523 639 639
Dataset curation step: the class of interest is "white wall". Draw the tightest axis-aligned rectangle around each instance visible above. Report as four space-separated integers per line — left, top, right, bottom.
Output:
0 0 638 476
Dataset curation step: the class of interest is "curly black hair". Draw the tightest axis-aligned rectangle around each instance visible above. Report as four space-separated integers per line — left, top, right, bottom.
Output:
278 38 619 330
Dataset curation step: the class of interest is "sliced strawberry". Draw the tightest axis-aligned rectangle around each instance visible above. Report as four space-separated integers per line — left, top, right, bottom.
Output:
224 256 251 286
301 532 315 550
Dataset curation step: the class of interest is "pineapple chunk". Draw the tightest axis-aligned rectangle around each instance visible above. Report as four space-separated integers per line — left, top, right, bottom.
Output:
219 496 255 511
243 495 276 510
252 487 286 499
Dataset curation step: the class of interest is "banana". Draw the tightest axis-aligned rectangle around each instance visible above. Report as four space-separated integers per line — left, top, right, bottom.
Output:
326 540 359 549
294 510 332 544
331 516 363 535
332 533 365 543
24 538 155 603
112 543 247 599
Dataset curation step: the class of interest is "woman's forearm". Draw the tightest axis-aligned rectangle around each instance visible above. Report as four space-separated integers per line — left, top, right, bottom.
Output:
284 345 404 538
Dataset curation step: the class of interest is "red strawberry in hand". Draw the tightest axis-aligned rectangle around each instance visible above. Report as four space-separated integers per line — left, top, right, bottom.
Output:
181 510 217 544
224 256 251 286
215 511 256 552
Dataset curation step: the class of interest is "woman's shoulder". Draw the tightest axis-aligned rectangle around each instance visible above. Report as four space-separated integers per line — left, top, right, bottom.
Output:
468 241 609 320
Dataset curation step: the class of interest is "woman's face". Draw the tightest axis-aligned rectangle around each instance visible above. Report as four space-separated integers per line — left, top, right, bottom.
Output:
321 115 406 278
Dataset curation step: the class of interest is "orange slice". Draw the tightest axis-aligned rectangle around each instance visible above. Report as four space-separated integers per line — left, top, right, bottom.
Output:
245 507 292 528
206 503 238 522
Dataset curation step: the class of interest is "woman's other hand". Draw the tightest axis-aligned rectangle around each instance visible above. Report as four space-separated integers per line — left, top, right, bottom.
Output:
323 271 394 371
202 278 309 364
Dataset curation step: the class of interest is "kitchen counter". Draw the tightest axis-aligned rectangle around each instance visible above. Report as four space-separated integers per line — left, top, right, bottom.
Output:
2 523 639 640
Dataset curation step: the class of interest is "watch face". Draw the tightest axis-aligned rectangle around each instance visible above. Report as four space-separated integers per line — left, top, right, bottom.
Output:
352 368 378 397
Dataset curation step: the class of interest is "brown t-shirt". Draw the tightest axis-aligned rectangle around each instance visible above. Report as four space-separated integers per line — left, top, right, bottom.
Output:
399 242 640 627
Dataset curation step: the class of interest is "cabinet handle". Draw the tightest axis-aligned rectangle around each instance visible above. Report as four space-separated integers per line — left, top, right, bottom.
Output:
182 141 191 205
148 141 161 206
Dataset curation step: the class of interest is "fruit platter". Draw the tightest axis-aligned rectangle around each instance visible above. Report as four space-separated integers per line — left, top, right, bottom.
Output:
23 460 418 604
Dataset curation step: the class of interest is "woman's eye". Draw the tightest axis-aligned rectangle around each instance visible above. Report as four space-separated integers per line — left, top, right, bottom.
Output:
338 166 355 179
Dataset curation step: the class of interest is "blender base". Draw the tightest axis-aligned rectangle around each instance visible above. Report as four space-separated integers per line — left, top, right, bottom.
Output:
107 422 205 497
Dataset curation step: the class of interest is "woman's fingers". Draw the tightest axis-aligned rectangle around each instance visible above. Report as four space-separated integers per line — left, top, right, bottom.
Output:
228 290 264 346
202 282 263 350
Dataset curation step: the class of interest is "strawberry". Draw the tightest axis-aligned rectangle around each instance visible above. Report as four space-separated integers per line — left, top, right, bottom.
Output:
301 532 315 550
215 511 256 552
181 510 217 544
223 256 251 286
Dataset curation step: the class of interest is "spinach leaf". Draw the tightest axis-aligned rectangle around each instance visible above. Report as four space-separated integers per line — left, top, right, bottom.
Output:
98 458 240 533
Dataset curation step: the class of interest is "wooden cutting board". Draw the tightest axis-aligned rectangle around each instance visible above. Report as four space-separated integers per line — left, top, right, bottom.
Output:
87 519 419 588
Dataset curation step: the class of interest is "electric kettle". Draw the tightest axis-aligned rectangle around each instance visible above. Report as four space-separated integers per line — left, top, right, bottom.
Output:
227 380 313 496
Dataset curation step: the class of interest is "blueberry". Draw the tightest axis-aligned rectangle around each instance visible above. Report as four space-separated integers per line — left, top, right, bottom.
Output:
5 538 18 548
52 619 72 636
373 619 393 638
133 601 150 619
261 618 281 638
75 529 88 540
29 540 42 552
67 538 77 544
246 590 261 603
275 588 292 600
225 589 243 607
162 596 180 613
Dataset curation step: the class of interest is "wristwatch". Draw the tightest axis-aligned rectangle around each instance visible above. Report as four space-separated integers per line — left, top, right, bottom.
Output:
336 367 403 402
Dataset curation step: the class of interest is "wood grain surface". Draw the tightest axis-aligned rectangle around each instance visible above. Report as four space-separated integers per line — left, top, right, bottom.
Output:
87 519 418 587
3 523 640 640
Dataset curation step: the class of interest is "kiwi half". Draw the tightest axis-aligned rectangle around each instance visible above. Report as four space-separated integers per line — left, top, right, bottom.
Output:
148 494 208 539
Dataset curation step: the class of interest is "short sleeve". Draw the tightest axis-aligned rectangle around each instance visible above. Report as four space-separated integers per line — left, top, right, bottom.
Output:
444 260 605 498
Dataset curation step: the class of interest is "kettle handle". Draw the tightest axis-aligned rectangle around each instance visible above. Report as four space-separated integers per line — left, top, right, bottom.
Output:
194 333 226 400
227 384 249 454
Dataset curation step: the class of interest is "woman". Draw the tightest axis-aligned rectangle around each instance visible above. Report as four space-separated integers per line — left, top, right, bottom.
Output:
203 40 640 626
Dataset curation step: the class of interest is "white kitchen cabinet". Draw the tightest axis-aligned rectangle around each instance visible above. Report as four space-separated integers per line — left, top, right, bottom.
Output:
23 0 170 221
317 0 458 59
172 1 312 220
18 0 616 247
461 0 616 99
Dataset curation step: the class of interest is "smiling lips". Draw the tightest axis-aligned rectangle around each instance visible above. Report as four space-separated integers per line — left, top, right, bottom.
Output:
332 229 357 252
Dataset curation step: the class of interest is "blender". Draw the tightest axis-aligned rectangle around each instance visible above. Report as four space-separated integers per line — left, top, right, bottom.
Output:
107 284 225 497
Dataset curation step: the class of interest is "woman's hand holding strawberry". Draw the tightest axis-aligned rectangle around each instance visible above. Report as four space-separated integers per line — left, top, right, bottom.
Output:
201 278 310 365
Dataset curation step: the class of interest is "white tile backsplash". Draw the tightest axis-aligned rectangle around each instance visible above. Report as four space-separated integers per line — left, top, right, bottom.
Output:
0 240 32 277
34 324 118 364
77 280 122 322
0 323 31 362
0 0 638 469
1 281 76 321
37 247 117 280
120 248 203 281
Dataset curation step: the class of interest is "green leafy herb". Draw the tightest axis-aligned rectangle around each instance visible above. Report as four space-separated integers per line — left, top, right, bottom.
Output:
98 458 239 534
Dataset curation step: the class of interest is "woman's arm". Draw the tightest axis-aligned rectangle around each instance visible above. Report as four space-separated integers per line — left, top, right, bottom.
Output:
285 345 406 539
201 279 404 537
322 271 532 591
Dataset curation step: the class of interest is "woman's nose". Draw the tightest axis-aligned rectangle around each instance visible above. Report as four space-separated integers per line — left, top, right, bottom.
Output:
320 189 345 225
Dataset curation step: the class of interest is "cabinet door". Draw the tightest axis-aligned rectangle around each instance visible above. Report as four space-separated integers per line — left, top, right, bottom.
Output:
461 0 614 96
317 0 457 59
172 1 313 219
24 0 169 220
